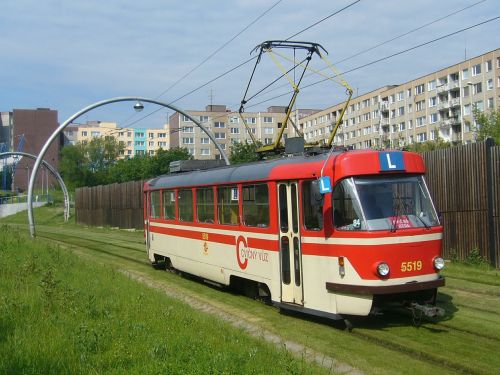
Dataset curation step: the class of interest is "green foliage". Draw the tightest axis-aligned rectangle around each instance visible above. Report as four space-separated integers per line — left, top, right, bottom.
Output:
473 108 500 144
404 136 452 153
60 141 191 188
229 140 262 164
465 247 488 266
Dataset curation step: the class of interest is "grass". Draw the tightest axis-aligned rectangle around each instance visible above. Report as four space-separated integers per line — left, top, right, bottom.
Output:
0 225 330 375
2 204 500 374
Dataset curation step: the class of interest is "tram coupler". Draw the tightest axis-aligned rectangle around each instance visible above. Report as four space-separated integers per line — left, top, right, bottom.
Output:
409 302 445 318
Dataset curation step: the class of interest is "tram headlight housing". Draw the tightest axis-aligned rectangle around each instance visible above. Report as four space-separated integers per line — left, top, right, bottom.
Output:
433 257 445 271
376 262 390 277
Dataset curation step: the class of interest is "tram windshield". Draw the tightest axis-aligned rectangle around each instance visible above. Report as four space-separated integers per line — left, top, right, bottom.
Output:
333 175 439 231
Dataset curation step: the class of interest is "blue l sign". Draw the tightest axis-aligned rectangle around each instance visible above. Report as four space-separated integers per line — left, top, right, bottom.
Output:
319 176 332 193
379 151 405 171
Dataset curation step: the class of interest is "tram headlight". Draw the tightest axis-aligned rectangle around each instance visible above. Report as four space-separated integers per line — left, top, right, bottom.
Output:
376 262 390 277
433 257 445 271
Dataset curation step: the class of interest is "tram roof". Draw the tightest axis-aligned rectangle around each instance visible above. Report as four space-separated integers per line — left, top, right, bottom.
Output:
146 153 334 190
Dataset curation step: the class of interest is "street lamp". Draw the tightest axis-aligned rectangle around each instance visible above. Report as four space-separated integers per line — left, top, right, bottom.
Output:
27 97 230 237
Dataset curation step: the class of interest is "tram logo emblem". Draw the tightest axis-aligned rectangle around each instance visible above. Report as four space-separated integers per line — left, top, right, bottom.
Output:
236 235 269 270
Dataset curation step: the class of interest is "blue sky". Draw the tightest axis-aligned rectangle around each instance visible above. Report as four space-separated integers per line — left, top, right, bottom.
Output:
0 0 498 128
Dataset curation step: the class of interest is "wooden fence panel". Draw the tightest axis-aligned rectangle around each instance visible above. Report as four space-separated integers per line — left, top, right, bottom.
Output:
75 181 144 229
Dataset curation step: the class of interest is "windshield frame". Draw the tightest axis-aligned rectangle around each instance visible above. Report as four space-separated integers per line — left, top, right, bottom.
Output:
333 174 440 232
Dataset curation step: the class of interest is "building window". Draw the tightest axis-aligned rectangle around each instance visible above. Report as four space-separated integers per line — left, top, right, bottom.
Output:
417 132 427 142
430 130 437 141
416 100 425 111
242 184 269 227
230 127 239 134
264 127 274 134
474 101 484 112
246 117 256 124
429 97 437 107
399 122 406 131
200 137 210 144
215 132 226 139
415 84 424 95
487 98 494 109
187 148 195 156
485 60 492 72
148 133 154 138
200 148 210 156
158 133 166 138
429 113 438 124
462 68 469 80
182 137 194 144
487 79 493 91
416 116 426 127
135 141 145 146
199 115 209 122
182 115 192 122
263 116 273 123
472 82 482 95
472 64 481 76
463 104 471 116
229 116 239 124
91 131 100 137
427 80 436 91
81 131 88 137
183 126 194 133
158 142 167 147
148 141 154 147
398 107 405 116
214 122 225 128
136 132 145 137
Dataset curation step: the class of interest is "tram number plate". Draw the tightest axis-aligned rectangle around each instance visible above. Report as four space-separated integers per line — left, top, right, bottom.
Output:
401 260 422 272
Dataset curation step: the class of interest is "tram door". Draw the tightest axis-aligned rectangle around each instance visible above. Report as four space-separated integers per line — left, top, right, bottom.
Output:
278 182 303 305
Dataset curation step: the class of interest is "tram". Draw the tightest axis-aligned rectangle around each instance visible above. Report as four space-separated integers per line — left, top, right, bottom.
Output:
143 149 445 321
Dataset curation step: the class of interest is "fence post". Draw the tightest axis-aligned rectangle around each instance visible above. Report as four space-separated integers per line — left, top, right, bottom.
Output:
485 137 496 267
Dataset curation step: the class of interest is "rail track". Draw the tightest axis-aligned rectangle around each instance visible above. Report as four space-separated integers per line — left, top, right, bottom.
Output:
28 224 500 375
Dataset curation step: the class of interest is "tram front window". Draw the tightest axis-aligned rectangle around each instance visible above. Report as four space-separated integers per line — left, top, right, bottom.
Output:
333 175 439 231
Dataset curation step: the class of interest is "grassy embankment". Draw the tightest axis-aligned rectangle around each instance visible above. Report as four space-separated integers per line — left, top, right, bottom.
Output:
0 221 329 374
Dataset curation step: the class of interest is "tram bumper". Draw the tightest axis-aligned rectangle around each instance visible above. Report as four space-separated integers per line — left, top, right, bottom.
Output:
325 276 445 295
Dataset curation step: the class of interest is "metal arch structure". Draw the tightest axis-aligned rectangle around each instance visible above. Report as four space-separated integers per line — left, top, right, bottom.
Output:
0 151 70 222
28 96 230 237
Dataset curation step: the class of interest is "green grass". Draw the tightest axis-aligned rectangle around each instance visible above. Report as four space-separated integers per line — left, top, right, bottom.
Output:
0 226 329 375
2 204 500 374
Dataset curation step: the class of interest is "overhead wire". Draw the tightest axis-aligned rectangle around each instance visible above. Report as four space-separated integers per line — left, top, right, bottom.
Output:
244 15 500 110
252 0 489 100
121 0 283 128
124 0 362 128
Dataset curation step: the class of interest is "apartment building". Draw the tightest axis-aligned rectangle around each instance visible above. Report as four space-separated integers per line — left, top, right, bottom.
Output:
299 48 500 149
66 121 170 158
168 105 318 160
0 108 60 191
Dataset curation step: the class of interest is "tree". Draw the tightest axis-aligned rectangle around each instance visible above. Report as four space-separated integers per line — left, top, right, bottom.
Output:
473 108 500 144
403 133 451 153
59 143 91 189
229 141 262 164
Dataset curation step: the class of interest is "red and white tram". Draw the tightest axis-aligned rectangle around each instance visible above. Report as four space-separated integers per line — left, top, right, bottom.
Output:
144 150 445 320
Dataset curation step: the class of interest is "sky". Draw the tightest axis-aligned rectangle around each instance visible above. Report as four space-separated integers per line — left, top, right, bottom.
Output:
0 0 498 129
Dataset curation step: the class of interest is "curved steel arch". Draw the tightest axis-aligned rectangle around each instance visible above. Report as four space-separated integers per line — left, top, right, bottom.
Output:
0 151 70 222
28 96 230 237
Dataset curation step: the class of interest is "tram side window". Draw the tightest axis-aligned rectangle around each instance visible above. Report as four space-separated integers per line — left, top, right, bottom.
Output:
196 187 214 223
163 190 176 220
150 191 161 219
217 186 239 225
242 184 269 227
178 189 193 222
302 180 323 231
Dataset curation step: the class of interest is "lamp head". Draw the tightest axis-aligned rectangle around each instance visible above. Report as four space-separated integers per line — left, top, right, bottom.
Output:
134 101 144 112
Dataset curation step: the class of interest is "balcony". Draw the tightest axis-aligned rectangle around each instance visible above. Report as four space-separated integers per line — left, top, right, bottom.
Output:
379 101 389 111
438 101 450 110
449 98 461 107
379 118 390 126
